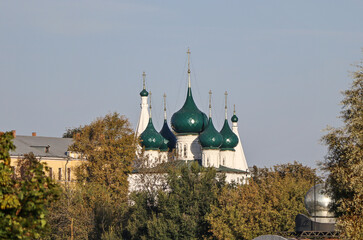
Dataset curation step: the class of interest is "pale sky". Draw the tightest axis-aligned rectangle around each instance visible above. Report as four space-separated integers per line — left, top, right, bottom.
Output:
1 0 362 168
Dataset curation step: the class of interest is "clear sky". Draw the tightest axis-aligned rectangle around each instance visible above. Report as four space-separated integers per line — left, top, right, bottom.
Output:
1 0 362 168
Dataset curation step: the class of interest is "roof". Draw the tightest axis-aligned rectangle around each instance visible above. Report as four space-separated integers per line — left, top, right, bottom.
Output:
132 160 248 174
10 135 73 158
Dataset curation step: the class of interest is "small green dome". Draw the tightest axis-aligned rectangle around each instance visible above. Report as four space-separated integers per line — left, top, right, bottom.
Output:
220 119 239 150
140 118 163 150
171 87 207 134
160 120 176 151
231 114 238 123
140 89 149 97
199 118 223 149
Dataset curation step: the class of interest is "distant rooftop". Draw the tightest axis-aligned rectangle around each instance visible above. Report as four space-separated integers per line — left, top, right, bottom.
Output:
10 135 73 158
133 160 248 174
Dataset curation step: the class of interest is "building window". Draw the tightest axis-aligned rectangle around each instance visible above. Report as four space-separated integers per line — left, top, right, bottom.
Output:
58 168 62 181
223 158 225 165
49 167 53 179
184 144 187 158
67 168 71 181
207 158 210 167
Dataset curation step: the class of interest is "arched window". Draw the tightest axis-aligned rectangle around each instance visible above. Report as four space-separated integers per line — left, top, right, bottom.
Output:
184 144 187 158
223 158 225 166
207 158 210 167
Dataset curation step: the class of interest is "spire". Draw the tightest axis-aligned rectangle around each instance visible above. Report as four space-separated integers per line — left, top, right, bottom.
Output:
140 72 149 97
163 93 167 120
149 91 152 118
187 48 191 89
209 90 212 118
225 91 228 119
231 104 238 123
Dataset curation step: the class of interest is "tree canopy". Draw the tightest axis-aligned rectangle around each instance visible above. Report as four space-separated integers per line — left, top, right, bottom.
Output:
207 162 320 240
124 162 225 240
0 132 60 239
47 112 138 240
321 60 363 239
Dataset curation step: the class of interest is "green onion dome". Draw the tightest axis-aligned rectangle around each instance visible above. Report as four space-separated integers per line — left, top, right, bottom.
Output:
140 118 163 150
159 120 176 151
199 118 223 149
220 119 239 150
171 87 208 134
231 113 238 123
140 89 149 97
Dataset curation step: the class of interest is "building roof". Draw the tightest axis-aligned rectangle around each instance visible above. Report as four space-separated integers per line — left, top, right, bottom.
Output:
140 118 165 150
132 160 248 174
10 135 73 158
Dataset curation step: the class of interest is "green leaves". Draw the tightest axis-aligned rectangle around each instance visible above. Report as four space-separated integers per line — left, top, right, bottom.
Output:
126 162 224 239
207 162 319 240
321 60 363 239
0 134 60 240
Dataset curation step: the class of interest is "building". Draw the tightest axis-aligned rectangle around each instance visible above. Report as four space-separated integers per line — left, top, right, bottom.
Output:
136 49 249 184
9 130 82 182
9 50 250 187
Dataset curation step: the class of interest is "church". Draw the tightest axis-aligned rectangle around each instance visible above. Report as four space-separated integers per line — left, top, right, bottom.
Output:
135 49 250 184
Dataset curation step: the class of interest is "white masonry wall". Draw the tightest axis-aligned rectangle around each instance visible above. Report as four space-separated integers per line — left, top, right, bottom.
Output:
136 96 149 137
232 122 248 171
175 134 202 161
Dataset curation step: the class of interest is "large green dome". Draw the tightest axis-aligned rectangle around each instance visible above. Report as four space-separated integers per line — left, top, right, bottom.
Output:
220 119 239 150
171 87 208 134
140 118 163 150
199 118 223 149
160 120 176 151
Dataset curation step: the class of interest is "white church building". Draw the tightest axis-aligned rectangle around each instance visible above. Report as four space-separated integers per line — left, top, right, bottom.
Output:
132 50 249 186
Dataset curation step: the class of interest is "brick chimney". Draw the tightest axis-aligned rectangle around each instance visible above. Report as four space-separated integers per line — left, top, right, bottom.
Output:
12 130 16 138
32 132 37 137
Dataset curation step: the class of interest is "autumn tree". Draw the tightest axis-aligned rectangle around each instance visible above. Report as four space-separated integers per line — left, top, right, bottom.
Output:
62 127 81 138
0 132 60 239
124 162 225 239
47 112 137 239
207 162 320 240
321 60 363 239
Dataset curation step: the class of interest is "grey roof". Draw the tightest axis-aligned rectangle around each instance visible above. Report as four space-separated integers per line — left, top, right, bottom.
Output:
10 135 73 158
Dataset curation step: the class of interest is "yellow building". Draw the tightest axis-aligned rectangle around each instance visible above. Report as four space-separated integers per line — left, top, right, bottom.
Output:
9 131 83 183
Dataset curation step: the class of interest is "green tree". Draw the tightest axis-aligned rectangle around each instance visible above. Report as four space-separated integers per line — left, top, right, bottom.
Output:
125 162 225 240
62 127 81 138
47 112 137 239
207 162 320 240
0 132 60 239
321 60 363 239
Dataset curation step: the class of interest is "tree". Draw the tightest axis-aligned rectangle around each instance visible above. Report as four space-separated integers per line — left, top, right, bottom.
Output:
125 162 225 239
207 162 320 240
47 112 137 239
321 60 363 239
0 132 60 239
62 127 81 138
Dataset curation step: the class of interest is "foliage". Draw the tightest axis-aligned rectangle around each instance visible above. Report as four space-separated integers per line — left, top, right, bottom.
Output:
47 113 137 239
62 127 81 138
321 61 363 239
207 162 320 240
0 132 60 239
124 162 225 239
